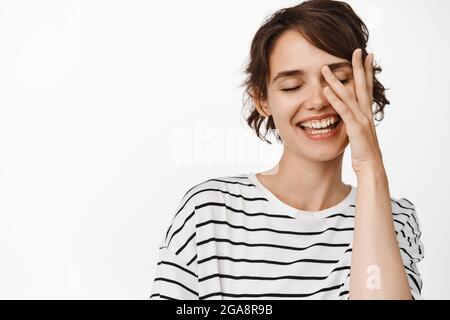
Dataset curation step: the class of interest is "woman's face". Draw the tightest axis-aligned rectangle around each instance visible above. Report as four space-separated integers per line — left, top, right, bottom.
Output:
258 29 356 162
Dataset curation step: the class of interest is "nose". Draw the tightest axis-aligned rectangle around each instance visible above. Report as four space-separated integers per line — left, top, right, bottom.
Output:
303 78 330 110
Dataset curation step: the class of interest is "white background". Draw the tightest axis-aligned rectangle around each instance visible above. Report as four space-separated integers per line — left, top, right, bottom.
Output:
0 0 449 299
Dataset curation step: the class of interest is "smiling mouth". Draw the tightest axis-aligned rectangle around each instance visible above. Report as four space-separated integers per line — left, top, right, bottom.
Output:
296 116 342 133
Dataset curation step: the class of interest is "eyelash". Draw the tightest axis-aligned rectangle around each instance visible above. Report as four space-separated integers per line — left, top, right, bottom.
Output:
282 79 350 92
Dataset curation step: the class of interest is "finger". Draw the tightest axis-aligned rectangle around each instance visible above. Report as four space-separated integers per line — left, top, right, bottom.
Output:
365 53 374 113
322 64 367 123
352 48 371 119
323 85 357 133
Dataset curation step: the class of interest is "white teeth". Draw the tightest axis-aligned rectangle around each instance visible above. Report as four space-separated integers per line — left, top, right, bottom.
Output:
300 116 338 129
307 128 333 135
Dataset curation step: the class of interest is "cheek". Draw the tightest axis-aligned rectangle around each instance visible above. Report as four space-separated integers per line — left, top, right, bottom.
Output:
269 96 299 121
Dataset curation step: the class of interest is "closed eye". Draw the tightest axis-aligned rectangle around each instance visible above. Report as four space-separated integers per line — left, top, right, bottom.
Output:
281 86 301 92
282 79 350 92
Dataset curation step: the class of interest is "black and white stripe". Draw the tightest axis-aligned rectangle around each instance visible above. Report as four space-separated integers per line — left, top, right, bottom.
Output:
150 174 425 300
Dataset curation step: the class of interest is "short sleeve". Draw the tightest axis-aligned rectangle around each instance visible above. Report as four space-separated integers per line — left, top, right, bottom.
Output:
149 184 201 300
396 199 425 300
149 246 199 300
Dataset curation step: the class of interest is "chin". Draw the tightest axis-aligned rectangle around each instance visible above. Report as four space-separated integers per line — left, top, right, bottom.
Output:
287 134 348 162
305 148 345 162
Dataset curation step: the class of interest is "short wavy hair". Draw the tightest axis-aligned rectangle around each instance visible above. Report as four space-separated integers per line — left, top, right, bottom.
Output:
240 0 390 144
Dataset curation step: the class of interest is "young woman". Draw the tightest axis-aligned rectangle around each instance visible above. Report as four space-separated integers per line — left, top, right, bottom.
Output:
150 0 424 300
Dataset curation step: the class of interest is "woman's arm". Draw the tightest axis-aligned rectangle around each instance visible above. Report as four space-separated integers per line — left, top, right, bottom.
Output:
349 165 412 299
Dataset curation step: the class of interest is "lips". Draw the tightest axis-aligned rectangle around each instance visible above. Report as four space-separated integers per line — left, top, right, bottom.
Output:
296 116 343 141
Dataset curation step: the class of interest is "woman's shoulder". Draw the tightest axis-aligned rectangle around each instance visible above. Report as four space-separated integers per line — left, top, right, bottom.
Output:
158 173 255 263
389 196 422 233
164 172 254 221
177 173 256 205
390 196 417 216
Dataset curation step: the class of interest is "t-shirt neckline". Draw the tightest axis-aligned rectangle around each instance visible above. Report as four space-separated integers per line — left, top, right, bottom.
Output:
247 172 356 220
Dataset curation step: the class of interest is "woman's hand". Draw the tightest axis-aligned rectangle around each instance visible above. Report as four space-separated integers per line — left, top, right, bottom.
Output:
321 48 384 175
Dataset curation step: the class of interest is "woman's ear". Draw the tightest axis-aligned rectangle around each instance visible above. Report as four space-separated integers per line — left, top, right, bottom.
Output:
251 88 271 118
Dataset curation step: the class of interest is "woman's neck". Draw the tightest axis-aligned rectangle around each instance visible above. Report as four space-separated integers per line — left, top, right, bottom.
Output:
256 149 349 211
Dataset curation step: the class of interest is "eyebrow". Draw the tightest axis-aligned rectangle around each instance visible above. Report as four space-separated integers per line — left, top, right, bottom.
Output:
272 61 352 84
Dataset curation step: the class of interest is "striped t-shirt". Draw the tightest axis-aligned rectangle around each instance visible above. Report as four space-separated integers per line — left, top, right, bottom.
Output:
150 173 424 300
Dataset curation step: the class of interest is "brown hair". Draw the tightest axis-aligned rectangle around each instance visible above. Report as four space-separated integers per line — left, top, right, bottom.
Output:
240 0 390 144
